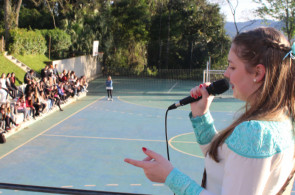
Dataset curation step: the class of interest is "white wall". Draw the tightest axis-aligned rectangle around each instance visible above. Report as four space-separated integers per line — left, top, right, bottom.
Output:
52 55 102 81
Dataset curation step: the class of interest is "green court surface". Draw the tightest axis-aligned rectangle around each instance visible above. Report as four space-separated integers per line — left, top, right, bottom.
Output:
0 77 293 195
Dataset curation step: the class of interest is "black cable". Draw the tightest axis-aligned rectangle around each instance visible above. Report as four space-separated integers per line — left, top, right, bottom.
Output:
165 109 170 161
165 109 176 195
0 182 149 195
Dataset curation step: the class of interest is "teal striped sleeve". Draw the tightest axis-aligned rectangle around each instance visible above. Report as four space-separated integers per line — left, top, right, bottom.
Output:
165 168 203 195
189 111 217 145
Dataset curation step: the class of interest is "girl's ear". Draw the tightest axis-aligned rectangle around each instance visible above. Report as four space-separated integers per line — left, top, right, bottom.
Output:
254 64 266 82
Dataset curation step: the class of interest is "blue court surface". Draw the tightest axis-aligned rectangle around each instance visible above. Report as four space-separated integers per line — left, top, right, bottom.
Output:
0 77 294 195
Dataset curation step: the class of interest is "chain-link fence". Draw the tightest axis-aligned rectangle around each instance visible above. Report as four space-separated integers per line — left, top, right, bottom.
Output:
103 67 204 81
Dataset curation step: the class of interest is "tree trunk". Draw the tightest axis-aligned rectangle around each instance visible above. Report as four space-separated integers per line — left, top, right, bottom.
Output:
284 5 292 42
46 0 56 28
14 0 22 27
165 1 171 69
157 1 163 70
226 0 239 35
3 0 23 48
4 0 11 44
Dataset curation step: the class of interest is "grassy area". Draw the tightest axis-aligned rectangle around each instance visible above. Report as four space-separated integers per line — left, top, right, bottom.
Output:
0 53 26 85
13 54 51 74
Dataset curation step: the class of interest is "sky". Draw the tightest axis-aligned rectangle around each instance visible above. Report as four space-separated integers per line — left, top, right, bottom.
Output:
209 0 262 22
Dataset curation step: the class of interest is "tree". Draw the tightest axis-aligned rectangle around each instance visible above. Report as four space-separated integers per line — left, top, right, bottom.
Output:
59 0 114 58
18 7 54 29
225 0 239 34
148 0 230 70
209 0 256 35
109 0 151 72
3 0 22 41
254 0 295 42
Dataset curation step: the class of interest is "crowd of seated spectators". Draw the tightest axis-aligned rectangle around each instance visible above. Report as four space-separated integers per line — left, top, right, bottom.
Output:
0 64 88 133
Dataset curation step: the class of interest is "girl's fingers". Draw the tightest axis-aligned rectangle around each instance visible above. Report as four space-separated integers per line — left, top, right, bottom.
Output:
143 156 153 161
142 148 166 162
190 85 203 99
124 158 149 168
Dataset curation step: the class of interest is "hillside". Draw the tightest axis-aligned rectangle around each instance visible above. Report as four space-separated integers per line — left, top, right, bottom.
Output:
0 54 26 85
225 19 282 38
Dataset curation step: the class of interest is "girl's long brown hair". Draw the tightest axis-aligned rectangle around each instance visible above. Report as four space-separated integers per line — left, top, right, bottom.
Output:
208 27 295 162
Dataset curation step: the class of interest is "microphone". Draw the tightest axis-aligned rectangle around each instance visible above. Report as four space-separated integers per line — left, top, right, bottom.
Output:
168 79 229 110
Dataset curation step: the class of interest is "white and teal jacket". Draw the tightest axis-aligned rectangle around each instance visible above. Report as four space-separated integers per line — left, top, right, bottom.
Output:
165 111 294 195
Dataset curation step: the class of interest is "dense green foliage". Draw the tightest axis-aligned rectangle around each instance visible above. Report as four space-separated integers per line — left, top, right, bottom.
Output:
254 0 295 42
19 7 54 29
40 29 71 58
148 0 230 70
1 0 231 75
8 29 47 55
107 0 151 74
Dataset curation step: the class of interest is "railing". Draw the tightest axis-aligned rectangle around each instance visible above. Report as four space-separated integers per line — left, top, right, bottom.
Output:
0 182 149 195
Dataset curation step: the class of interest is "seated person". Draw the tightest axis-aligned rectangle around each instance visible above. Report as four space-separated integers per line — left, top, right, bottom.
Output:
33 89 45 116
0 86 7 103
81 76 88 92
73 78 82 96
6 73 17 99
16 94 29 121
39 91 49 113
64 81 74 97
0 73 13 101
10 72 22 96
24 80 34 96
24 70 35 84
0 107 18 131
25 93 36 119
40 65 49 80
57 83 68 101
5 102 17 122
51 85 63 111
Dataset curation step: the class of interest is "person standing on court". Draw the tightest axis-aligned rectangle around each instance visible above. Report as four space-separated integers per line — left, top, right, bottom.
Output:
106 76 113 101
124 27 295 195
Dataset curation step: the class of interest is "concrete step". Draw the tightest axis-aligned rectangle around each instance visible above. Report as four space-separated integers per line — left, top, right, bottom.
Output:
3 52 31 73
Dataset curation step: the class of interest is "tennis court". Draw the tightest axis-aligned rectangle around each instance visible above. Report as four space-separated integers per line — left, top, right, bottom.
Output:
0 77 293 194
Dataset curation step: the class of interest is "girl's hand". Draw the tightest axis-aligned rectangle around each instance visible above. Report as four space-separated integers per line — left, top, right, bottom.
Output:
190 83 214 118
124 148 173 183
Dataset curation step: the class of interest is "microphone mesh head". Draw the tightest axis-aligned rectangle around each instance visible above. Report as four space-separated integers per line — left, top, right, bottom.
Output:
210 79 229 95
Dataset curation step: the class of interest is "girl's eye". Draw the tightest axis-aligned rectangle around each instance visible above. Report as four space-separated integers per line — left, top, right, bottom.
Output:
227 64 235 70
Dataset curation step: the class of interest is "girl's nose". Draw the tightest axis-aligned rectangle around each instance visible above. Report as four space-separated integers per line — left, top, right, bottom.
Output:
224 68 230 79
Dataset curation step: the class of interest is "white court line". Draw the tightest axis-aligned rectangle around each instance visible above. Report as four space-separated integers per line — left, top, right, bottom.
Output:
0 96 105 160
105 184 119 186
130 184 142 186
42 134 199 144
168 82 178 93
153 184 164 186
84 185 96 187
61 186 73 188
42 134 166 142
169 132 204 158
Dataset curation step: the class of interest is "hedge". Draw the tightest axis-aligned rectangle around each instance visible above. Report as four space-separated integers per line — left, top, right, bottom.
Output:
9 29 47 55
40 29 71 58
